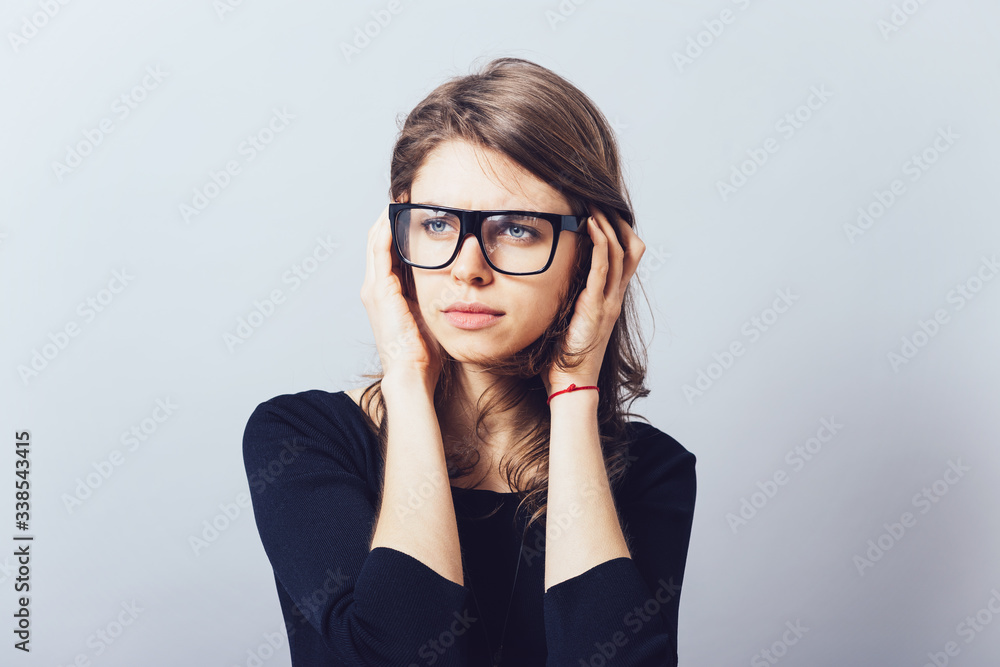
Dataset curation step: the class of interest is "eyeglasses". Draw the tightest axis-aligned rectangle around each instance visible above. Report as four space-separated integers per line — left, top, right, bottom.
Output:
388 203 588 276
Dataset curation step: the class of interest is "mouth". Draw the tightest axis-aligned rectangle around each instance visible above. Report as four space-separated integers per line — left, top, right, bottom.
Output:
442 311 503 330
442 302 504 330
443 301 504 315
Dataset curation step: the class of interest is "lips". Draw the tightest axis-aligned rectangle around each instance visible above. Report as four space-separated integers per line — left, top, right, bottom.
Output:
442 301 504 331
443 310 503 330
443 302 504 315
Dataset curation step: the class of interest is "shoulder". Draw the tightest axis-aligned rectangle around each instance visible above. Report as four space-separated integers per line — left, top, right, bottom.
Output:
623 421 696 468
242 388 374 475
615 420 697 507
344 386 364 406
345 386 384 425
244 388 347 433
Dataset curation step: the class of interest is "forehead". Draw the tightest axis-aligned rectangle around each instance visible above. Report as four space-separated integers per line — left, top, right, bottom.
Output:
411 139 570 213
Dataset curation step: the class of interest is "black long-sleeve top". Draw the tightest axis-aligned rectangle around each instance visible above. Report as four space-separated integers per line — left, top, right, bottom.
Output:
242 389 697 666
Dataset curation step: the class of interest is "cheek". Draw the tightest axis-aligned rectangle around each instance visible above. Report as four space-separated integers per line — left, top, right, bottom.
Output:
522 278 571 329
411 274 459 326
521 291 559 326
408 274 432 316
554 245 582 303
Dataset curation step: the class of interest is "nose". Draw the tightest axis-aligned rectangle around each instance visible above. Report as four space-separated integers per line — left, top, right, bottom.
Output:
450 232 493 282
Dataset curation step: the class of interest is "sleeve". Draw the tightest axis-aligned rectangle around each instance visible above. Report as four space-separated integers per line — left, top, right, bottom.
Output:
542 425 697 667
242 393 471 666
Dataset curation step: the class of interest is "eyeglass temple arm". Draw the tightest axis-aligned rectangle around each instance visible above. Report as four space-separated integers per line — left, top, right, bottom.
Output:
560 215 587 233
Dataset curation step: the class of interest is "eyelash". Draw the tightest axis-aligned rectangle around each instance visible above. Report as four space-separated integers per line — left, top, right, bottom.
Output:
422 219 539 240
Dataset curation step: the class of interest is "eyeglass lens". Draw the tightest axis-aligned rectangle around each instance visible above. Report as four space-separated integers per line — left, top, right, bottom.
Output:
394 208 555 273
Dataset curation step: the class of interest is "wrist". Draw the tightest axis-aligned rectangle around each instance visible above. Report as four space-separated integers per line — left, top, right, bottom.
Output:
381 370 436 401
547 375 598 393
546 381 600 406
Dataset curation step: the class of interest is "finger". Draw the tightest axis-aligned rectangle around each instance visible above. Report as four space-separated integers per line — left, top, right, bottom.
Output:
606 214 627 297
373 205 397 294
385 205 402 274
364 205 389 293
582 212 611 303
615 214 645 291
590 207 624 301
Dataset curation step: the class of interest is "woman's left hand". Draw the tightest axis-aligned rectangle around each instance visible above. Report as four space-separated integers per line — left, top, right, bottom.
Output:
543 206 645 399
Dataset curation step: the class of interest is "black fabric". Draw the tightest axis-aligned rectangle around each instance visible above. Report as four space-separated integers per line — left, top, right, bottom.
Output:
242 389 697 666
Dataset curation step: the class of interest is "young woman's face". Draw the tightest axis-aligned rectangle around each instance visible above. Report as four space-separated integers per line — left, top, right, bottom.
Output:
405 139 581 367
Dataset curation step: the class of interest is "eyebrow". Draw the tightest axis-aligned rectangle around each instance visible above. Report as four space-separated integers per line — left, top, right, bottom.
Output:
418 201 538 212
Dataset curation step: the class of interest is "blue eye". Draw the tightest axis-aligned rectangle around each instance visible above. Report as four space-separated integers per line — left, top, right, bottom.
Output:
495 220 542 243
420 218 458 235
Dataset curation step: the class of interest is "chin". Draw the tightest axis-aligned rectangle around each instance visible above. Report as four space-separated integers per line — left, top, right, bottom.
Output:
440 335 528 366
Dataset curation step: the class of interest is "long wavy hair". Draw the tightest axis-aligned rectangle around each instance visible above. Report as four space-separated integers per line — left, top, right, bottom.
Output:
357 56 652 535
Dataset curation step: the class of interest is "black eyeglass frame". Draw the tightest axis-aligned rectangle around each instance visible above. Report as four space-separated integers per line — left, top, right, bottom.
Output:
388 202 589 276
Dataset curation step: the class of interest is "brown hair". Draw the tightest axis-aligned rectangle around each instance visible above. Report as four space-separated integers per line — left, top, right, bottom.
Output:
358 56 652 534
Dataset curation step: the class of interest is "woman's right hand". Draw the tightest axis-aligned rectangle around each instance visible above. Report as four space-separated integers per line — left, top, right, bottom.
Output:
360 204 442 393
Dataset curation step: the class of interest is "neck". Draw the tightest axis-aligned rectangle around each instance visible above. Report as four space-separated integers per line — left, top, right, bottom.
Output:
440 365 522 455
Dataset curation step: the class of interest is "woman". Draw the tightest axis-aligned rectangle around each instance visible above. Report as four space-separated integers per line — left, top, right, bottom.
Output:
243 57 697 666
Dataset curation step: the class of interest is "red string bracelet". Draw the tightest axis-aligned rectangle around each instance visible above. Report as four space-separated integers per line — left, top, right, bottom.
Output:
546 383 599 405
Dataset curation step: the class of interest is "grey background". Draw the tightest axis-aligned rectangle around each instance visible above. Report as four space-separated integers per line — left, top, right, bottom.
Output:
2 0 999 665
